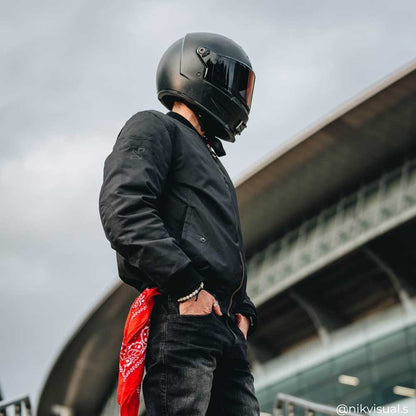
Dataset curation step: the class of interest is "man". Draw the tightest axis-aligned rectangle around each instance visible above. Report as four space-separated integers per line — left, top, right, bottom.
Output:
99 32 260 415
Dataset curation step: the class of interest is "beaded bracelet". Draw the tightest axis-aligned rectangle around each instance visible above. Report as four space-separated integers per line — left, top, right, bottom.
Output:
177 282 204 303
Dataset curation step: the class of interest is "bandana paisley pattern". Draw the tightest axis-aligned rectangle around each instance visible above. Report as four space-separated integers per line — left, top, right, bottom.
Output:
117 287 160 416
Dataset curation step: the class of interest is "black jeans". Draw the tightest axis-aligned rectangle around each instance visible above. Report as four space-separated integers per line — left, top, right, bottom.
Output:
143 294 260 416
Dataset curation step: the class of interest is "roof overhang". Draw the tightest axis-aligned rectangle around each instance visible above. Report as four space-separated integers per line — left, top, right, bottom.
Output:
236 60 416 256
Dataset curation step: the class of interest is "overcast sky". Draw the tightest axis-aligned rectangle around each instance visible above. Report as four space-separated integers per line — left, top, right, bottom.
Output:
1 0 416 410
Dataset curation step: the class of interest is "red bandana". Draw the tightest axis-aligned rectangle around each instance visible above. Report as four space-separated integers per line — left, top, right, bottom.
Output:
117 287 161 416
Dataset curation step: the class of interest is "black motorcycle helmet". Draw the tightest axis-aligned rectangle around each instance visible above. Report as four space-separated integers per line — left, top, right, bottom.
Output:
156 32 255 142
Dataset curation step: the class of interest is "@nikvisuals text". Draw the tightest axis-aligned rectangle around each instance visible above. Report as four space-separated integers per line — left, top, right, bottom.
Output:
336 403 409 415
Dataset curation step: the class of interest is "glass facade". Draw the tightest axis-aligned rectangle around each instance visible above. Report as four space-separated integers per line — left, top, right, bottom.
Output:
257 324 416 414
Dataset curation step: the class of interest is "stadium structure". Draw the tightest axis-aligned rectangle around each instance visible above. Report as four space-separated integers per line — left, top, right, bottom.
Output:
37 61 416 416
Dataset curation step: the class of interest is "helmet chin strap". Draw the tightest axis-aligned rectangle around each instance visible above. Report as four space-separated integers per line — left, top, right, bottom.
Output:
195 112 227 157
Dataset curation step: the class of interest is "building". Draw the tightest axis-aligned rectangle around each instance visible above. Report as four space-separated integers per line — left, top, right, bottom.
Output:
38 61 416 416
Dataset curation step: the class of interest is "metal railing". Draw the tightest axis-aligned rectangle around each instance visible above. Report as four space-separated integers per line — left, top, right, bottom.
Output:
248 158 416 306
0 395 32 416
274 393 366 416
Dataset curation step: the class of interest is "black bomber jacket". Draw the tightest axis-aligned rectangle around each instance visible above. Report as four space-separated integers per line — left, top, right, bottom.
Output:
99 110 257 331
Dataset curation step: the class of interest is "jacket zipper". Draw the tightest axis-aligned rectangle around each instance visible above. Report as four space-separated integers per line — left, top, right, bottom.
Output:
205 142 217 158
203 139 245 316
227 250 245 316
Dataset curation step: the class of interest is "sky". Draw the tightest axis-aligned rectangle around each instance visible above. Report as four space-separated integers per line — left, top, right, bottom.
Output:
1 0 416 410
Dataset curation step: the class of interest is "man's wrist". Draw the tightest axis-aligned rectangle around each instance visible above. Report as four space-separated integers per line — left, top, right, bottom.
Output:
177 282 204 302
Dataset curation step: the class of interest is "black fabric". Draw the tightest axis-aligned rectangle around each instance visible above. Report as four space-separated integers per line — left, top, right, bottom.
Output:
164 263 203 299
99 110 256 325
207 136 226 157
166 111 198 134
167 111 226 157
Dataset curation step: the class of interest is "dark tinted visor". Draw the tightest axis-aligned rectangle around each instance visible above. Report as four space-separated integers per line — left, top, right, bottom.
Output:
202 53 255 108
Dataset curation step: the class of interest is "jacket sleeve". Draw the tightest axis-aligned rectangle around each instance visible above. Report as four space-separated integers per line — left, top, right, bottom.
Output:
99 111 203 297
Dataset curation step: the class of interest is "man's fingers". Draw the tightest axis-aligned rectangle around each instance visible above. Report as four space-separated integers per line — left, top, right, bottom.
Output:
235 313 249 339
212 301 223 316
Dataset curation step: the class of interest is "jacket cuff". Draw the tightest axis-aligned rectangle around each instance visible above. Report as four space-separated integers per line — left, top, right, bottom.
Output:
234 304 258 335
164 263 204 299
247 314 257 336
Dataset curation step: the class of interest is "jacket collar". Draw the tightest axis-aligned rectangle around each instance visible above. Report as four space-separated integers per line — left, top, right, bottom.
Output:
166 112 226 157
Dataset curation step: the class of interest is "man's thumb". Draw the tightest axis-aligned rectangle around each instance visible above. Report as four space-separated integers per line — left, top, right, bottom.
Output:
212 301 223 316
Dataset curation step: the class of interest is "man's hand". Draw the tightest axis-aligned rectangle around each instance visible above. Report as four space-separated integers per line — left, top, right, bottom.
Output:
235 313 250 340
179 290 223 316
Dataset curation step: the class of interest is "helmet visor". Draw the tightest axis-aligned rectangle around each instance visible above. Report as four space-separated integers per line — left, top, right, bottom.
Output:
202 53 255 109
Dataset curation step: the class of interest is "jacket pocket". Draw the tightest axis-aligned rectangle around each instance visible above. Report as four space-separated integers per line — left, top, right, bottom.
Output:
180 204 242 286
180 205 211 268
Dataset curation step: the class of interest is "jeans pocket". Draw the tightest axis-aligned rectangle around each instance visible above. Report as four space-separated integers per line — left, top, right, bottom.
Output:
236 326 247 341
167 295 211 317
178 311 214 318
170 288 219 317
233 318 248 341
177 304 214 318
